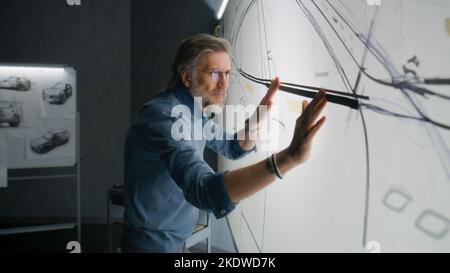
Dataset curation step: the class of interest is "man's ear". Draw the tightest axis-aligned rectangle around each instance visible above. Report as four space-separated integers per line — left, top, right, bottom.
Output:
180 70 192 88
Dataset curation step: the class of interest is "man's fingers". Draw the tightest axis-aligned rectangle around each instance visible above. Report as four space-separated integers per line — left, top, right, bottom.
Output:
299 93 327 127
302 100 308 113
259 77 280 106
297 90 324 119
266 76 280 99
301 89 326 116
307 116 326 139
310 89 326 109
309 95 327 122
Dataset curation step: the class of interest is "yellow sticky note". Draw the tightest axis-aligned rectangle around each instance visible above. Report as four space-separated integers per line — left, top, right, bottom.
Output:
244 82 254 93
287 98 302 113
446 18 450 37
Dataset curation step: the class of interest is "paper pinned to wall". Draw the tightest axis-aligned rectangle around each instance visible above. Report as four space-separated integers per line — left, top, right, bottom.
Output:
0 66 77 169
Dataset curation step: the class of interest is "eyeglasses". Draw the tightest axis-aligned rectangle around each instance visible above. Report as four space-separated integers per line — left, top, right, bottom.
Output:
195 68 236 82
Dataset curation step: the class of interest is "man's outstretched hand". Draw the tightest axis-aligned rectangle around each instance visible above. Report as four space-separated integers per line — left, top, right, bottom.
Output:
259 76 280 111
239 77 281 151
225 88 327 203
283 89 327 166
249 76 280 131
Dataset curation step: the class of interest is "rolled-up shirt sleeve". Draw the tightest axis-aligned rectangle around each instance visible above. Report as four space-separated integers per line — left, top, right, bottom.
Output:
205 120 256 160
136 106 237 218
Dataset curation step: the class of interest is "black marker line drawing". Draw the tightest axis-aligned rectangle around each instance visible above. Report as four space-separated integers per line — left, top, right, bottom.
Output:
407 55 420 67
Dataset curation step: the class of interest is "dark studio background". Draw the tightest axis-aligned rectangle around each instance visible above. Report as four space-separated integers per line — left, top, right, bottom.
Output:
0 0 231 252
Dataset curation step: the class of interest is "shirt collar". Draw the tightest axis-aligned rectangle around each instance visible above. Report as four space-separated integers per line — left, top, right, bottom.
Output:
172 83 213 121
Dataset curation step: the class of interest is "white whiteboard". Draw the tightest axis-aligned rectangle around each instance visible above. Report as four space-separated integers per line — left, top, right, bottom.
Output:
0 65 77 169
220 0 450 252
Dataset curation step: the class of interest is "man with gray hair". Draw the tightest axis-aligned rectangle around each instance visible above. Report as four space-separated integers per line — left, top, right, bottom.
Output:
121 33 327 253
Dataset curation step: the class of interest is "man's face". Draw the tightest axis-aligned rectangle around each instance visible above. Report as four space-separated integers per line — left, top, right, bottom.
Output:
188 51 231 109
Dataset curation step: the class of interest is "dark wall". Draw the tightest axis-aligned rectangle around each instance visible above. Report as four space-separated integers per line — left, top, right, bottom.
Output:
131 0 218 116
0 0 131 222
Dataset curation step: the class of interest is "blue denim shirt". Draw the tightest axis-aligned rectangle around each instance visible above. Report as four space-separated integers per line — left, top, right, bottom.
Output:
121 83 255 252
